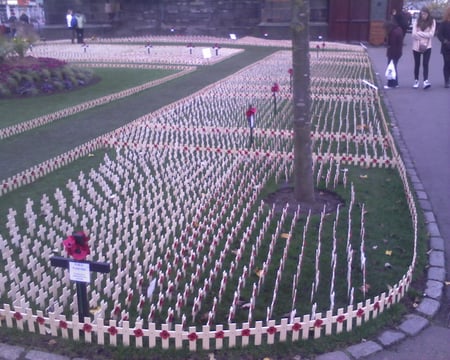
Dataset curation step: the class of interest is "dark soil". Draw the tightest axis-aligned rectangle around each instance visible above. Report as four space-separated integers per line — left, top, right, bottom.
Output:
264 183 344 216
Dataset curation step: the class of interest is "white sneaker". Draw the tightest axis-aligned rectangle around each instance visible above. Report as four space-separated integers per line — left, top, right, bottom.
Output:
423 80 431 89
413 80 419 89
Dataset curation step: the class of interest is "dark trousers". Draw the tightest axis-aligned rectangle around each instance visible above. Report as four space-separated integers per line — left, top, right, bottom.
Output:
387 57 400 87
443 51 450 84
70 28 76 43
76 28 84 44
413 49 431 81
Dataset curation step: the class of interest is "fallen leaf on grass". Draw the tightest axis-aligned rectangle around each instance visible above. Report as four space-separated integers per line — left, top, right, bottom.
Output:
385 250 392 256
254 268 263 278
359 284 371 293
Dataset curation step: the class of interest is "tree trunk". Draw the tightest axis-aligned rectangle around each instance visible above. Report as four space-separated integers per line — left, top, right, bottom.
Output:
291 0 315 203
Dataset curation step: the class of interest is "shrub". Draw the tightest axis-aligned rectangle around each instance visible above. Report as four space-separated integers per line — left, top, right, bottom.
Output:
0 57 95 97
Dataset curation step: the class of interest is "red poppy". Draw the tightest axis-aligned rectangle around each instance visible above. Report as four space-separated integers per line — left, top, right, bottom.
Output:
267 326 277 335
292 323 302 332
160 330 170 340
134 328 143 337
356 308 365 317
59 320 68 329
373 301 380 310
314 319 323 328
108 326 118 336
241 328 251 337
36 316 45 325
13 312 23 321
188 332 198 341
83 323 93 333
215 330 225 339
336 315 346 323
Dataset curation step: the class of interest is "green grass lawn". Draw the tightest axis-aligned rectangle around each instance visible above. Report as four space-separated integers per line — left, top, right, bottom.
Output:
0 68 178 128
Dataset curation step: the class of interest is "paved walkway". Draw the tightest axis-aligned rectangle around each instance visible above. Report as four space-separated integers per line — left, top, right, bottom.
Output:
0 35 448 359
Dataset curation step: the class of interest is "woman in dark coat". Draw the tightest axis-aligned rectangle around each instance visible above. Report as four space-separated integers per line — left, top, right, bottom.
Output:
437 6 450 88
384 16 404 89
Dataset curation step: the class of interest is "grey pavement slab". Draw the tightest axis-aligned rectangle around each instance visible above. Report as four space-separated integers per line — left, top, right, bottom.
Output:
24 350 70 360
315 351 351 360
427 266 446 282
364 326 450 360
0 344 25 360
429 236 445 251
429 250 445 267
416 297 441 317
425 279 444 300
346 341 383 359
376 329 406 347
398 314 429 336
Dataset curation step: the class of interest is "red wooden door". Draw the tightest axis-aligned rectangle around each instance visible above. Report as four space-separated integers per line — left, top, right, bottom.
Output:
328 0 370 42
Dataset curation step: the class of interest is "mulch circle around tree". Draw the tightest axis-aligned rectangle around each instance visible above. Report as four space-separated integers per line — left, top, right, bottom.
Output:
264 183 344 216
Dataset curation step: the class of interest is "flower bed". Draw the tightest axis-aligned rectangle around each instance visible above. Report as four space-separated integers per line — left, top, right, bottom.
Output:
0 56 94 98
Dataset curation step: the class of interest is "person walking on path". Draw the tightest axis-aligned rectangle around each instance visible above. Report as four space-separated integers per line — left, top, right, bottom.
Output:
437 6 450 88
412 7 436 89
384 16 404 89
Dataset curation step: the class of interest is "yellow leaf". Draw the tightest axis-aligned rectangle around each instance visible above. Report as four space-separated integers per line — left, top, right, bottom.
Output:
359 174 368 179
281 233 289 239
254 269 263 278
88 153 95 157
385 250 392 256
89 306 101 315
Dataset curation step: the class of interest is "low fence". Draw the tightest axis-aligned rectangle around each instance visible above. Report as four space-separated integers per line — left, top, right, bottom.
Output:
3 272 410 350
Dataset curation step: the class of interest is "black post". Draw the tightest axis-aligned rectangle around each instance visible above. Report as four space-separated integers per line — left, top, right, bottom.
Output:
76 281 89 322
273 93 277 116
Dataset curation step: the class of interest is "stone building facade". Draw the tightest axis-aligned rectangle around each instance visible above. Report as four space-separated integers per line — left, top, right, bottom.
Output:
43 0 263 38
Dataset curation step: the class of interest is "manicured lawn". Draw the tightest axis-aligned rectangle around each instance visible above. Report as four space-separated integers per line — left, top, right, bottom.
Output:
0 68 178 128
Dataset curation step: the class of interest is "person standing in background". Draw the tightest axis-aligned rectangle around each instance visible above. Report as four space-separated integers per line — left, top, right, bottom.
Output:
411 7 436 89
384 16 404 89
437 6 450 88
74 12 86 44
8 10 17 38
19 12 29 24
66 9 76 44
105 0 114 21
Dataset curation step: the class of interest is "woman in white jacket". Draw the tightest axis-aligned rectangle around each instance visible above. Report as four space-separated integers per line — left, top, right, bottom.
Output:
412 7 436 89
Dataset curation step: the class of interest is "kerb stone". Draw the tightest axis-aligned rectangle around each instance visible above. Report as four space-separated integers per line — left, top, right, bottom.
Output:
377 329 406 346
346 341 383 359
416 297 441 317
0 344 25 360
398 314 429 336
315 351 351 360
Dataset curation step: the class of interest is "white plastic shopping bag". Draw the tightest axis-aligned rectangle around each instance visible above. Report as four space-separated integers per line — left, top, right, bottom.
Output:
385 60 396 80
